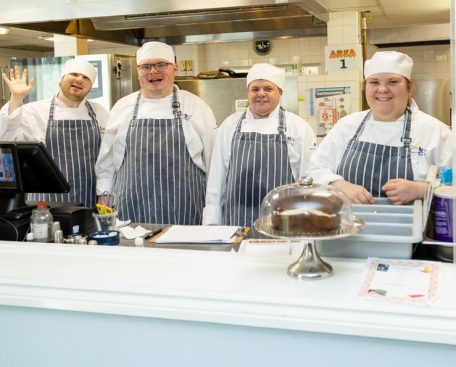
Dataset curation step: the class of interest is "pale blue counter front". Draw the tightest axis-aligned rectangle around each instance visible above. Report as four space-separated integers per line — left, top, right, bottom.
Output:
0 242 455 366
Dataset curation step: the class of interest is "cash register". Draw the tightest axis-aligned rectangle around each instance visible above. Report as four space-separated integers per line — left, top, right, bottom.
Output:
0 141 93 241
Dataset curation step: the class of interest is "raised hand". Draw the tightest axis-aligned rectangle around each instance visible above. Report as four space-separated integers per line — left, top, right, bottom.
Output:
1 65 35 113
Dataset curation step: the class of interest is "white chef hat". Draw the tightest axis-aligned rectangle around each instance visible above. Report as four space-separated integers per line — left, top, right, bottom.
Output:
246 63 285 90
364 51 414 79
60 58 97 84
136 41 175 64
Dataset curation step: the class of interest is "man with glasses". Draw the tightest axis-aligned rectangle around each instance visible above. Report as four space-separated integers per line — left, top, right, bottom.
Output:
96 41 217 224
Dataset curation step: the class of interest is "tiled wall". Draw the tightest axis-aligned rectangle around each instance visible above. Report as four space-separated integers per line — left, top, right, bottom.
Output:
171 39 449 126
1 36 451 125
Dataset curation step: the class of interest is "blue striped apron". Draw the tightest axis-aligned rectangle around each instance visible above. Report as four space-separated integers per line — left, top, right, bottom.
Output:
115 87 206 224
336 107 414 197
224 107 294 227
28 96 101 208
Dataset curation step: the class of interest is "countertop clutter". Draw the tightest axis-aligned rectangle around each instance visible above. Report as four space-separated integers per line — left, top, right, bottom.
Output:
0 241 455 366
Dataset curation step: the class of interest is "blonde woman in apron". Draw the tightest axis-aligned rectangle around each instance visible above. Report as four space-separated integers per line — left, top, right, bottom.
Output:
309 51 451 205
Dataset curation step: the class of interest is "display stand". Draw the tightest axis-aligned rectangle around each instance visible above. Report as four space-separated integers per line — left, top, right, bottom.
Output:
255 216 364 279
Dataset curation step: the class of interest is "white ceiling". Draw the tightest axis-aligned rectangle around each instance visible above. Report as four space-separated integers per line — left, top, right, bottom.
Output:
0 0 451 52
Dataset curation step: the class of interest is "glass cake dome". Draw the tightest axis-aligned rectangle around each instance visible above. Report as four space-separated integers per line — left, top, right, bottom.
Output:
255 176 360 239
254 176 364 280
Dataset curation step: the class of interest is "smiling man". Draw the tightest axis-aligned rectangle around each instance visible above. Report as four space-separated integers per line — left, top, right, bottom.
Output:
0 58 109 207
95 41 216 224
203 63 316 227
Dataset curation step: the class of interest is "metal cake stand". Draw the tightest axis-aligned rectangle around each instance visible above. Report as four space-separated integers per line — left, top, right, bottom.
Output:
254 216 364 280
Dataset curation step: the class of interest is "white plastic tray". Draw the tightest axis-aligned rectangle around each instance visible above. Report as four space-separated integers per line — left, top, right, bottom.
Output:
317 198 422 259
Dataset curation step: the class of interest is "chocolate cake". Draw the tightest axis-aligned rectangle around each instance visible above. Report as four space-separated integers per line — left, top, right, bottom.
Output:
270 194 344 235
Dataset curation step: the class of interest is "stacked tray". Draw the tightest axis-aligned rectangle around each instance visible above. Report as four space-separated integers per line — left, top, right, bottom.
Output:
317 198 422 259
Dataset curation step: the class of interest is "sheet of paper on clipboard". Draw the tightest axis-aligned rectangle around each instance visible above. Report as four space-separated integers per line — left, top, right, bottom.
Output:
153 225 247 244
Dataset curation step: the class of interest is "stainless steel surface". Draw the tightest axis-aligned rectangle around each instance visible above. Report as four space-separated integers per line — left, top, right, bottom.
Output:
0 1 327 46
175 76 299 125
119 224 238 252
369 24 450 47
412 79 451 126
108 54 139 106
287 241 333 280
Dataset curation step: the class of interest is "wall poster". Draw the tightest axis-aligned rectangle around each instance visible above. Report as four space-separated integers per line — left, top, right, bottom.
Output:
312 87 351 138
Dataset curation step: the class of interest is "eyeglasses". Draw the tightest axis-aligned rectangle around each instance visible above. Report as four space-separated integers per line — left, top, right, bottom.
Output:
137 62 172 73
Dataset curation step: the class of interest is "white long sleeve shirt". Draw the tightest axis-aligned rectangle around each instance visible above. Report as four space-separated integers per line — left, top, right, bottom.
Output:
309 99 452 185
0 97 109 141
203 106 317 225
95 87 217 194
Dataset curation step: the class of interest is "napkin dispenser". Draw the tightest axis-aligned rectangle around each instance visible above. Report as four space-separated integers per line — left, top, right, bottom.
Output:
50 206 95 236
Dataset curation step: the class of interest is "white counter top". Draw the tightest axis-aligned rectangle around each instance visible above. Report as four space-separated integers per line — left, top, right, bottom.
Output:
0 241 455 346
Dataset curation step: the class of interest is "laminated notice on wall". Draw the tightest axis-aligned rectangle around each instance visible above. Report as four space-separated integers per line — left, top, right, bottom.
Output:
310 87 351 138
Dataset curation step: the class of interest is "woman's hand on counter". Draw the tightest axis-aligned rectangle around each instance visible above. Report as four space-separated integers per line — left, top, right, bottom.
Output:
331 180 376 204
382 179 428 205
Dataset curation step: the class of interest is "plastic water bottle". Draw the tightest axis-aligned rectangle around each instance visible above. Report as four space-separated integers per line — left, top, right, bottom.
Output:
30 201 53 242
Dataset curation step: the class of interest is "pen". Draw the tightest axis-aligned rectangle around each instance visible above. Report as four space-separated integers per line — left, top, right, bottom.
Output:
145 227 164 240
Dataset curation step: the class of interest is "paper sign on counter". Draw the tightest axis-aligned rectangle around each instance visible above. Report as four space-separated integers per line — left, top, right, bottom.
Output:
359 258 440 306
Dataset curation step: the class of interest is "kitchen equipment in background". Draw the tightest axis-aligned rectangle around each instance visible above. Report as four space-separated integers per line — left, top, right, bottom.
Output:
175 76 298 125
74 54 139 110
412 79 451 126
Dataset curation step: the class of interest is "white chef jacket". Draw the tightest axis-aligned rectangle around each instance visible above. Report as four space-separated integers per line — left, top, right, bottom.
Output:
203 105 317 225
95 87 217 194
309 99 452 185
0 97 109 141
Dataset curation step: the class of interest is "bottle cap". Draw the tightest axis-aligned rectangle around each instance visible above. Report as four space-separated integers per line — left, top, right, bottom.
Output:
37 201 47 209
440 166 453 185
134 237 144 246
26 232 34 241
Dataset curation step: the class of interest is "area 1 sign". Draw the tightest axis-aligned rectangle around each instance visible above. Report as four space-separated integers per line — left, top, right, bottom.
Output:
325 44 362 72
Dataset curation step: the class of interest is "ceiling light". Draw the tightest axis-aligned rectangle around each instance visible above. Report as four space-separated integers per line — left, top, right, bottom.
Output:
37 34 54 41
37 34 94 42
0 27 10 35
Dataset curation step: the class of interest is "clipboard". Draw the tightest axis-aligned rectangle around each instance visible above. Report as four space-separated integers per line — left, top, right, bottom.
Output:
148 225 250 244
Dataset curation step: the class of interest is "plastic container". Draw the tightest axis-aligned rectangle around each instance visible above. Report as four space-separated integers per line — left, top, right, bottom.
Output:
317 198 422 259
93 211 117 231
432 185 456 243
30 201 53 242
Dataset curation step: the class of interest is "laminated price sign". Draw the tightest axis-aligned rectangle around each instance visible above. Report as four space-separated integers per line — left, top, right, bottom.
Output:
325 44 362 72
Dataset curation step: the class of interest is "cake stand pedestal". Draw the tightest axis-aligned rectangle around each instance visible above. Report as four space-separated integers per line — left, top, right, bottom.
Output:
254 216 364 280
288 240 333 279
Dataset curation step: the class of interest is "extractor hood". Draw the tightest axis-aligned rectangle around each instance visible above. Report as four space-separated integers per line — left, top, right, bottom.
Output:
0 0 328 46
369 24 450 48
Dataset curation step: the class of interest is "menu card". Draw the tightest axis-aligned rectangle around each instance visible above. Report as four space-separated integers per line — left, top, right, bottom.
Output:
359 258 440 306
